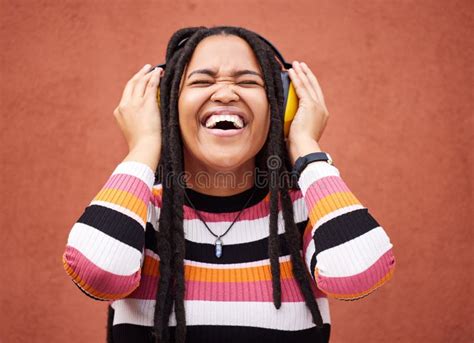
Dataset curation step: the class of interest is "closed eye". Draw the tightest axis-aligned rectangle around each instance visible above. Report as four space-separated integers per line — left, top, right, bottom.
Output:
189 80 262 86
238 81 260 85
189 80 212 85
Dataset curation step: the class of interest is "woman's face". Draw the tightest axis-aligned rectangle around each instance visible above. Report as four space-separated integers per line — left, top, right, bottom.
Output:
178 34 270 172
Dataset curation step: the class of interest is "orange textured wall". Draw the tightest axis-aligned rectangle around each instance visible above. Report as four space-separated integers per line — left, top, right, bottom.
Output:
1 1 472 342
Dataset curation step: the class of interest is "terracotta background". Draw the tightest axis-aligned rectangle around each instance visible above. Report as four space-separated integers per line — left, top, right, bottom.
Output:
1 1 472 342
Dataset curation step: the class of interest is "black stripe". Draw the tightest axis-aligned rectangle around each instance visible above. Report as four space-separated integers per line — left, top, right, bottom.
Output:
298 218 309 235
112 323 330 343
78 205 144 253
313 208 379 254
144 222 158 253
185 233 290 264
145 220 309 264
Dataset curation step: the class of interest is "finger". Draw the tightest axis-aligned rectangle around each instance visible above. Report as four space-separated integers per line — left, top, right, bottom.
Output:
292 61 319 103
132 67 157 98
300 62 327 108
288 68 312 103
144 68 163 100
122 64 153 101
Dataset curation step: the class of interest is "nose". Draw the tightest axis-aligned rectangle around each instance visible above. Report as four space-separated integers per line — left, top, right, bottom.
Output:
210 83 240 103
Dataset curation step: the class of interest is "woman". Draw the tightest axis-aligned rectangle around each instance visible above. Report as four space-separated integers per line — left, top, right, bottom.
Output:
62 26 396 343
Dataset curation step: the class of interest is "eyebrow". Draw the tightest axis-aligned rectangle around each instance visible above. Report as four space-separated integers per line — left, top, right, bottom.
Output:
187 68 264 80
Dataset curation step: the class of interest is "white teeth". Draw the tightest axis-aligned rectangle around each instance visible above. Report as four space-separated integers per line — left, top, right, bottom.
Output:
205 114 244 129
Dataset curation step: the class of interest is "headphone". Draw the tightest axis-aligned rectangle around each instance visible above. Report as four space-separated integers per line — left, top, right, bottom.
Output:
149 33 298 137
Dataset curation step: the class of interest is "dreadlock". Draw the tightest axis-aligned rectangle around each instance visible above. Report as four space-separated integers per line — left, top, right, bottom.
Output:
109 25 324 343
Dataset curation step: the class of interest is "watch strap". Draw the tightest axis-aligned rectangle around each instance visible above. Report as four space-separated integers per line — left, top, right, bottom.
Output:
293 152 334 178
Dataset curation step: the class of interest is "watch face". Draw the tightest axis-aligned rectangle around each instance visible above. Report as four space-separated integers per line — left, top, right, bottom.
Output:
326 153 333 164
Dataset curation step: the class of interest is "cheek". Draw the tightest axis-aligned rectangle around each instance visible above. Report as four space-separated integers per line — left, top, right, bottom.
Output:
178 92 204 135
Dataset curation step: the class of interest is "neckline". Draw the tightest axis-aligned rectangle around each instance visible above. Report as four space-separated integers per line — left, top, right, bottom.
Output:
184 185 269 213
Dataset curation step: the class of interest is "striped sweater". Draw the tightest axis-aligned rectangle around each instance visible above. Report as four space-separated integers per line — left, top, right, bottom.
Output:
62 160 396 343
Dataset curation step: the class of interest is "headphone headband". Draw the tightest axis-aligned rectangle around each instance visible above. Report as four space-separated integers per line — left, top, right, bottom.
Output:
153 32 291 71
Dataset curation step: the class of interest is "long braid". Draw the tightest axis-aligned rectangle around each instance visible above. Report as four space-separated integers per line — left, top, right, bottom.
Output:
263 45 325 327
150 26 324 343
154 28 214 343
152 28 199 342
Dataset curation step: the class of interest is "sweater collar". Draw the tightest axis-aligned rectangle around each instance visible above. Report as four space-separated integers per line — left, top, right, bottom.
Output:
184 184 269 213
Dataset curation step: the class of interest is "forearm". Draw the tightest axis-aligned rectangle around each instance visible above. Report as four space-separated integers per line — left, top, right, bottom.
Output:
123 139 161 172
299 161 395 300
62 159 157 300
287 137 322 166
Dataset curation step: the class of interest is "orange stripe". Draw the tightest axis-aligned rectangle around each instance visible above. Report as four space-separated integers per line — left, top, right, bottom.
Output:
152 187 162 198
184 260 295 283
93 188 147 223
142 255 160 277
315 266 395 300
308 191 361 224
139 256 295 282
62 255 135 300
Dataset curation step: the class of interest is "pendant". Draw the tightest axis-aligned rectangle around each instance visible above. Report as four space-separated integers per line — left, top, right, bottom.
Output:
215 237 223 258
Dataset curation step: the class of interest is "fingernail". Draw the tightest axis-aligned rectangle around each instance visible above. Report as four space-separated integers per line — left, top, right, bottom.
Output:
143 64 151 69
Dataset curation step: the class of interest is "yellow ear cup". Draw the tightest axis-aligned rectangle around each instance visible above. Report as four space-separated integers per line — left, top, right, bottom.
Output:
283 82 298 137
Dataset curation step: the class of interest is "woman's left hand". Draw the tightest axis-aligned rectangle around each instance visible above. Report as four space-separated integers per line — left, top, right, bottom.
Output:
286 61 329 165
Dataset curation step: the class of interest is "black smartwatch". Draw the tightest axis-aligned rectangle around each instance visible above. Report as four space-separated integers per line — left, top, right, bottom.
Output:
292 152 334 178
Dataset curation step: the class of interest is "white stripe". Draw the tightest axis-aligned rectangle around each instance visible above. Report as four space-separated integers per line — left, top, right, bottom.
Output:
112 161 156 188
305 241 316 272
90 200 146 228
148 204 160 231
112 297 331 329
297 162 340 196
67 222 141 276
183 197 307 245
112 298 156 327
315 226 393 277
304 205 367 267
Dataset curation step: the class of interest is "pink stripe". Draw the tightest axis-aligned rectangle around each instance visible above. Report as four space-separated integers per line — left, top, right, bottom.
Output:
103 174 151 204
64 246 141 296
128 275 326 302
182 188 303 222
304 175 350 205
185 278 326 302
301 176 353 251
128 274 158 299
315 249 396 295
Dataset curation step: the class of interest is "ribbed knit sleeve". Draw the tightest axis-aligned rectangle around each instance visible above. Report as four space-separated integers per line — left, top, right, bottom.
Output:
62 161 157 301
298 161 396 300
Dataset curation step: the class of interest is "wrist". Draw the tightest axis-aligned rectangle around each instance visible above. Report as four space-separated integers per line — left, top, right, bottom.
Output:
292 151 334 180
288 137 322 165
125 140 161 172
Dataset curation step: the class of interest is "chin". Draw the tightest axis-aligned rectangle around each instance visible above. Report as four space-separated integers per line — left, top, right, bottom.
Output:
202 152 250 171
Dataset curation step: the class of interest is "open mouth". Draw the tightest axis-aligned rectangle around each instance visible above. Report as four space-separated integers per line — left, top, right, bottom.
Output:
201 114 247 130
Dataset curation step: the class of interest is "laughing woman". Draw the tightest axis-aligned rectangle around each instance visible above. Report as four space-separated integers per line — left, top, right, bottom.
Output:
62 26 396 343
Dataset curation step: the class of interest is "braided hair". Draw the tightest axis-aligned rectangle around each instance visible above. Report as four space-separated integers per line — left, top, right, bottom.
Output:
108 26 324 343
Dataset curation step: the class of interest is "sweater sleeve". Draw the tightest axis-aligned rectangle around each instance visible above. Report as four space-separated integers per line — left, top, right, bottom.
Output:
62 161 158 301
298 161 396 300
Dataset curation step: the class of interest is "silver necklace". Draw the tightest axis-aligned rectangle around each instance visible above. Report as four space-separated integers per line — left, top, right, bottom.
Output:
184 187 257 258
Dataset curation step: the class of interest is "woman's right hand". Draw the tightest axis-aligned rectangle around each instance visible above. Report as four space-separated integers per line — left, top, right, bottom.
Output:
113 64 164 154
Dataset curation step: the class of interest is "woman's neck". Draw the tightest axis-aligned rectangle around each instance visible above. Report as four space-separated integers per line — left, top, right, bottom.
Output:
183 154 256 197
